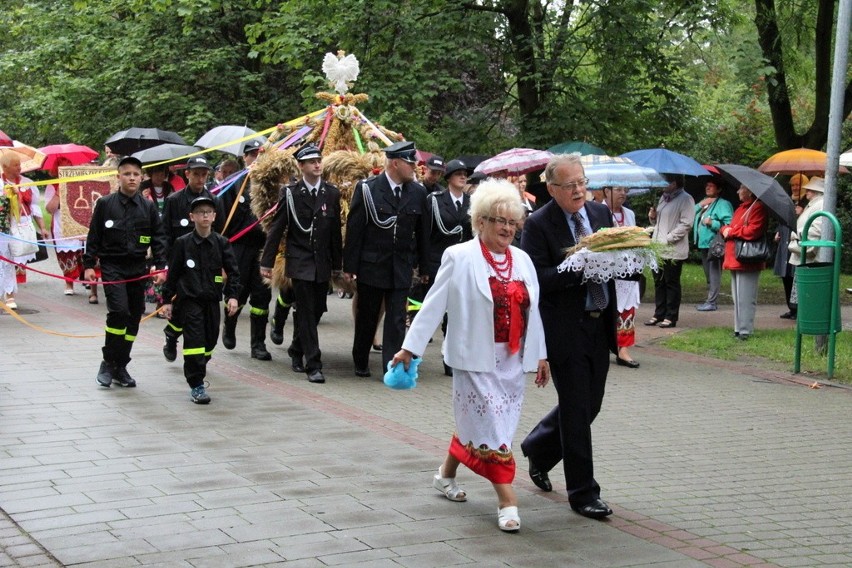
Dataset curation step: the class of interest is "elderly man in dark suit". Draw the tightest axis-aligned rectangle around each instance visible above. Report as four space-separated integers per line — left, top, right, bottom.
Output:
519 153 617 519
260 144 342 384
343 141 430 377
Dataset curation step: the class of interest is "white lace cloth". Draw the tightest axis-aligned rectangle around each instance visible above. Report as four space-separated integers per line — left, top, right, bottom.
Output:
557 248 659 284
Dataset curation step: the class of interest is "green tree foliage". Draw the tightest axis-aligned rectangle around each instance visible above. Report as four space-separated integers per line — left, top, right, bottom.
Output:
0 0 847 164
0 0 297 150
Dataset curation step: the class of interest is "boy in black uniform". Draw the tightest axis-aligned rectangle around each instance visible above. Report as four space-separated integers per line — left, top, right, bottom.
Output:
214 141 273 361
84 156 167 388
161 156 215 362
161 196 240 404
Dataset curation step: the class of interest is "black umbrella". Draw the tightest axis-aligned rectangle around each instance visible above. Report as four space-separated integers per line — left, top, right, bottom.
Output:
715 164 796 227
456 155 490 171
105 128 187 156
131 144 202 165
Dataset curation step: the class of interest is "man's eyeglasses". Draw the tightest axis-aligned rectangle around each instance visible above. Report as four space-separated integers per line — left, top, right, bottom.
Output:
485 216 519 228
193 210 216 217
550 177 589 192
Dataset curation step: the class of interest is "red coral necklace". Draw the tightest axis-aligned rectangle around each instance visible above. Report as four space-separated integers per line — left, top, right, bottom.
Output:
479 238 513 282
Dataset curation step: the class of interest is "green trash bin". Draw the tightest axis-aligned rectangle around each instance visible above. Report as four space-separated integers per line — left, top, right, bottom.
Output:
796 263 842 335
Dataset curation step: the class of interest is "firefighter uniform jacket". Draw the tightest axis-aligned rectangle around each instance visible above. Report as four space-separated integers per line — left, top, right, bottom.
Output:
161 187 214 247
260 179 343 283
343 174 430 289
161 231 241 304
83 190 167 271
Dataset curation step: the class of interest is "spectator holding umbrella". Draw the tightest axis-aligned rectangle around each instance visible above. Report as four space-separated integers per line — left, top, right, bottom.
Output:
774 174 808 320
720 184 769 341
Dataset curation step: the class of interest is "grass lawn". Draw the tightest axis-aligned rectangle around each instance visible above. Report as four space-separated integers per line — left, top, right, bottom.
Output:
660 327 851 384
672 262 852 306
653 262 851 384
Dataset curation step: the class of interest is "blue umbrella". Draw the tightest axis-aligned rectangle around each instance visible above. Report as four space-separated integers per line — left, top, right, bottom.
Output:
619 148 708 177
549 141 607 156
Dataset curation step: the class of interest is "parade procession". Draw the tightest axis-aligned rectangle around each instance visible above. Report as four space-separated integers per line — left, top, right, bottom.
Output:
2 25 852 565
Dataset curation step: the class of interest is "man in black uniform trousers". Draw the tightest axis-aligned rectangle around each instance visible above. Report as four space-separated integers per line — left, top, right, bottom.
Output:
259 143 342 383
343 141 430 377
421 159 473 375
161 156 216 362
84 156 167 388
519 153 617 519
213 140 273 361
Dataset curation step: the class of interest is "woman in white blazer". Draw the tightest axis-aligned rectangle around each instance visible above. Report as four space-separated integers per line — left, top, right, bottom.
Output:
392 179 549 533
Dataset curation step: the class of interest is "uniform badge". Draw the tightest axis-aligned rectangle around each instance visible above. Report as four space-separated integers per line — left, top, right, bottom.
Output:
186 259 196 268
105 220 114 228
180 218 189 227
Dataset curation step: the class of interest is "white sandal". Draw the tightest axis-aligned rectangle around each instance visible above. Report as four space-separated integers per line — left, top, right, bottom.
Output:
498 506 520 532
432 467 467 502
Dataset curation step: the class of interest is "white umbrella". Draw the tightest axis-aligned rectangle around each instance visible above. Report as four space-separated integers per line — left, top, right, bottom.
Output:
580 155 669 189
474 148 553 175
195 126 267 156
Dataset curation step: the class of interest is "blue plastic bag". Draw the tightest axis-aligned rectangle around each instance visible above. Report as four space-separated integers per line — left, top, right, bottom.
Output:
383 357 421 390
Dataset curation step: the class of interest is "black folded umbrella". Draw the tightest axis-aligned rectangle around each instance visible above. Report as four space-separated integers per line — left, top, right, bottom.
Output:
105 128 187 156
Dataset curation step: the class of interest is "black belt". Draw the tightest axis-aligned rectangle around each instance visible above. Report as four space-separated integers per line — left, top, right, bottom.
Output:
584 310 602 319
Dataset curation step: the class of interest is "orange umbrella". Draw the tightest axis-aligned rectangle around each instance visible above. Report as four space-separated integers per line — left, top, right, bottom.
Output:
758 148 847 175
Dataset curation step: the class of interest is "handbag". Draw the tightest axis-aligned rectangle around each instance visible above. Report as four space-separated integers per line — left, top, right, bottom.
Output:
708 232 726 260
29 233 49 263
734 236 771 263
9 220 39 258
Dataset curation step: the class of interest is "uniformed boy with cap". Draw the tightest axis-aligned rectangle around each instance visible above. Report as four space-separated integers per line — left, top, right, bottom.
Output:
214 139 274 362
84 156 168 388
422 155 447 193
161 156 216 362
161 196 241 404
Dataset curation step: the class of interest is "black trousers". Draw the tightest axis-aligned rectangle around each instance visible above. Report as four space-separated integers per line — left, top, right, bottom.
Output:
287 279 329 373
101 263 146 367
181 299 220 388
652 259 684 322
234 243 271 315
352 282 407 372
521 314 609 507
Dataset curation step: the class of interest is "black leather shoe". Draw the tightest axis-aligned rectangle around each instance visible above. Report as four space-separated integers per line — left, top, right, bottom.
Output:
528 457 552 492
307 370 326 384
291 357 305 373
354 367 371 378
779 311 796 320
571 498 612 519
616 357 640 369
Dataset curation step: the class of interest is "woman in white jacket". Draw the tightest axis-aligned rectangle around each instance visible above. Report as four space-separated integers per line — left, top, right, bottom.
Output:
392 179 549 533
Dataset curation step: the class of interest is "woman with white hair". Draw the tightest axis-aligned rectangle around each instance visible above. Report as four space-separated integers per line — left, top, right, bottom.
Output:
392 178 549 533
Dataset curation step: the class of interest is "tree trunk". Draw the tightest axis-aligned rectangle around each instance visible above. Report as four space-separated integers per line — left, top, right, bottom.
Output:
502 0 543 144
755 0 852 150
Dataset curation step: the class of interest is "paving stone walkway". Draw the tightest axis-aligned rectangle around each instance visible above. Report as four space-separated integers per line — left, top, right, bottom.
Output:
1 264 850 567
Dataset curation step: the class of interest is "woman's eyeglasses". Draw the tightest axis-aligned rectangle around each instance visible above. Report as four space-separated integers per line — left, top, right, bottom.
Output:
485 216 518 228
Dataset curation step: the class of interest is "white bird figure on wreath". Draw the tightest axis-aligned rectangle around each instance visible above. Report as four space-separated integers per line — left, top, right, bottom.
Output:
323 51 360 95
